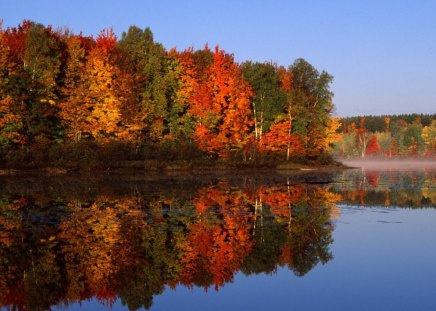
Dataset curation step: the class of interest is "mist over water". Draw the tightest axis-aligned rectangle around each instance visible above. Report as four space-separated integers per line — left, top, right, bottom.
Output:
342 159 436 170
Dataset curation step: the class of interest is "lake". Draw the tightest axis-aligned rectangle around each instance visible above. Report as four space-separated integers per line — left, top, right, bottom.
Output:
1 164 436 310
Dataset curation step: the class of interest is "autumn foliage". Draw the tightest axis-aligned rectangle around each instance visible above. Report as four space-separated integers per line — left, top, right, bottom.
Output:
334 114 436 158
258 121 305 157
366 135 380 156
0 20 338 167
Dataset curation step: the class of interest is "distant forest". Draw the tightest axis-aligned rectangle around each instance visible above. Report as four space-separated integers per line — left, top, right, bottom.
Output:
0 20 338 169
340 114 436 132
334 114 436 158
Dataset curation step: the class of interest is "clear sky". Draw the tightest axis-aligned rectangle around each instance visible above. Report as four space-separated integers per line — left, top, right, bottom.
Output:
1 0 435 117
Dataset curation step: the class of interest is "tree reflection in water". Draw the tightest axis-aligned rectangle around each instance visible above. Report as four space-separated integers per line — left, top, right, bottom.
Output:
333 168 436 208
2 168 435 310
0 178 340 310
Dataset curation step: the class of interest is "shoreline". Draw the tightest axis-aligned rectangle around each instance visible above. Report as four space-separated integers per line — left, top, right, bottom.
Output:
0 161 346 177
3 158 436 176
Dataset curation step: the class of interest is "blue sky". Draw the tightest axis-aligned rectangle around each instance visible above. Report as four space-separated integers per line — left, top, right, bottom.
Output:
1 0 435 117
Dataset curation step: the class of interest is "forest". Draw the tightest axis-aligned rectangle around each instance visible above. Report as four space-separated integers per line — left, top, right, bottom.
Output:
0 20 339 170
333 114 436 158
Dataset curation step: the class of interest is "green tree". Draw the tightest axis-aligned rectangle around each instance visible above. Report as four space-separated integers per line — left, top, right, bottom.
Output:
240 61 286 139
118 26 180 143
390 119 408 155
375 132 392 157
289 59 334 157
138 28 175 141
403 120 424 156
23 23 64 144
2 21 64 148
24 23 63 99
333 132 358 158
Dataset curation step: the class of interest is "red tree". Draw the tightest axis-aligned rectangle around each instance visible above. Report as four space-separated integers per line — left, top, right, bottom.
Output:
258 121 305 158
189 46 253 157
366 135 380 156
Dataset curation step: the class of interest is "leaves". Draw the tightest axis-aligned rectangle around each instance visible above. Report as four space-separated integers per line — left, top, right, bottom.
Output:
258 121 305 157
1 20 341 163
188 46 254 157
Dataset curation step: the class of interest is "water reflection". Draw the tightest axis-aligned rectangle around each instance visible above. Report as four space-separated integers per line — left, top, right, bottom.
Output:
1 168 435 310
0 179 339 310
333 168 436 208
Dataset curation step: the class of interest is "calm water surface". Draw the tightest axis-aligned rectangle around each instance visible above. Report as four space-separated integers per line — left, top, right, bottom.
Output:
1 167 435 310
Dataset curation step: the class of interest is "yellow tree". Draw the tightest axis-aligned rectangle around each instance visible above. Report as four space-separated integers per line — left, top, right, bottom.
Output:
84 29 125 142
422 120 436 156
323 116 341 152
59 35 91 142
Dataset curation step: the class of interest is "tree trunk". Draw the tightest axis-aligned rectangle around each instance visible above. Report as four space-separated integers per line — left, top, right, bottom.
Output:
253 101 258 140
259 111 263 139
286 103 292 161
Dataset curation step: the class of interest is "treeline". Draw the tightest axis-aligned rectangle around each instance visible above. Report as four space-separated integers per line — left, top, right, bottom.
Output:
340 114 436 132
0 20 337 168
333 114 436 158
